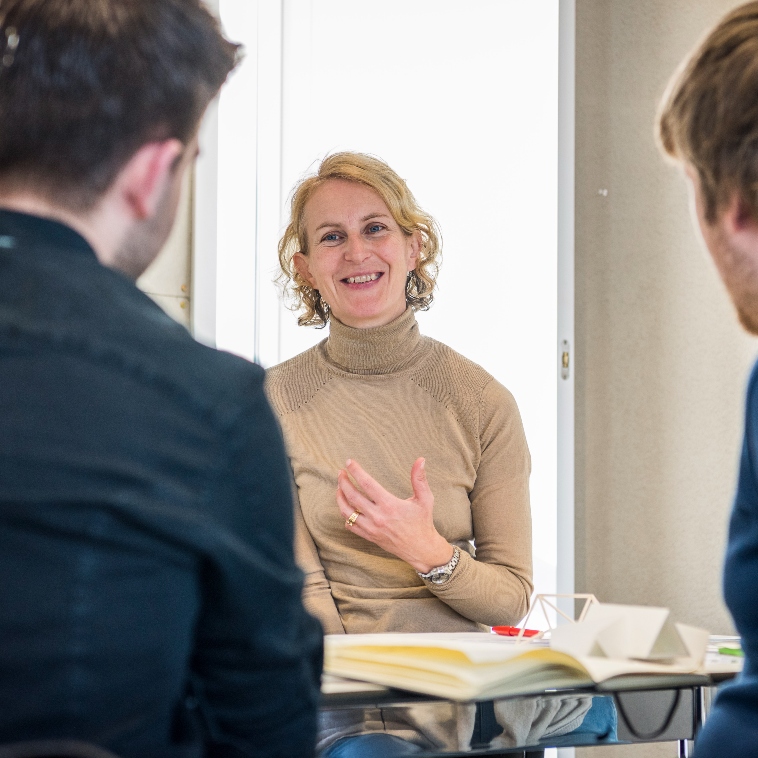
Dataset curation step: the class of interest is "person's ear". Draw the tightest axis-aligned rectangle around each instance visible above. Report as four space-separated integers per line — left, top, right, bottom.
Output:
118 139 184 221
407 231 421 271
721 194 758 253
293 251 318 289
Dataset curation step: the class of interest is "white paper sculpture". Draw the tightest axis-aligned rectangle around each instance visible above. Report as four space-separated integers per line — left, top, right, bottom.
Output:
550 603 709 665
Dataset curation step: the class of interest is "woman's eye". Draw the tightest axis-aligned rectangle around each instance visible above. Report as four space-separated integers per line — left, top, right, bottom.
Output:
322 232 341 242
366 224 384 234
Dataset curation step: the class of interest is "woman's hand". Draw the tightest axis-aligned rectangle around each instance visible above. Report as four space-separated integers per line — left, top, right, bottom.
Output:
336 457 454 574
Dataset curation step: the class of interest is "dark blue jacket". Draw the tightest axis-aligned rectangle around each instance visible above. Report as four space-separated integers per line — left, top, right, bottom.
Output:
695 361 758 756
0 210 323 758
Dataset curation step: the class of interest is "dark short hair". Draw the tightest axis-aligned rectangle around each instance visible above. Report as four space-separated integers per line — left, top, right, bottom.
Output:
657 1 758 223
0 0 240 210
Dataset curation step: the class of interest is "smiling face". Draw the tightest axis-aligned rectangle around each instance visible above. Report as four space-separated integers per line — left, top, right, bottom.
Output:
294 179 420 329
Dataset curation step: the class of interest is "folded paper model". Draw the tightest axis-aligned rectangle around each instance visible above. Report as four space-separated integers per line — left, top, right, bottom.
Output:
550 603 710 665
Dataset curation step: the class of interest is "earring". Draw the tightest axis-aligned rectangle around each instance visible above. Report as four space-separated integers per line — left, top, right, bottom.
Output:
315 289 329 309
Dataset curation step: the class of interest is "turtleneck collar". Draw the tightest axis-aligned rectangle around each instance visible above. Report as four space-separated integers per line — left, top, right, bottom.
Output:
324 307 422 374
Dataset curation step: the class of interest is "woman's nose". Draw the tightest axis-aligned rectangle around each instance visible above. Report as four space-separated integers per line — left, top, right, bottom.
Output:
343 235 370 262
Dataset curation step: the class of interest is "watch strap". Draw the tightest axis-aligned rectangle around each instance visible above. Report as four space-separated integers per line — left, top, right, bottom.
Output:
417 546 460 584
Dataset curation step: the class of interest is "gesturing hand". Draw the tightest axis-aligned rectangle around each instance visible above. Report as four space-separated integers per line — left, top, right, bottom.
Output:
336 457 454 574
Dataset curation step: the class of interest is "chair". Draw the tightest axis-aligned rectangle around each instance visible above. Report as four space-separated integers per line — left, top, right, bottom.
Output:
0 741 120 758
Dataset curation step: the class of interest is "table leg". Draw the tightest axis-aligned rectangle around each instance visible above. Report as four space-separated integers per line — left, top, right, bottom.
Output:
677 738 693 757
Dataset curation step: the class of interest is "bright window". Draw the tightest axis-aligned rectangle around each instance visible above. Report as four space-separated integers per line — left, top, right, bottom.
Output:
197 0 565 612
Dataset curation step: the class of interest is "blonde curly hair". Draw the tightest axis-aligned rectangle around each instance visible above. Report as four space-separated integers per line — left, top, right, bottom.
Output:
277 152 442 327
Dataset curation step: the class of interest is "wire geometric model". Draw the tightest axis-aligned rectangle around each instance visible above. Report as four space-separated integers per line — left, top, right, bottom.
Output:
515 593 599 644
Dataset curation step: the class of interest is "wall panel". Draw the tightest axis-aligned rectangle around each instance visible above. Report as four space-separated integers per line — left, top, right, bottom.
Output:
575 0 755 754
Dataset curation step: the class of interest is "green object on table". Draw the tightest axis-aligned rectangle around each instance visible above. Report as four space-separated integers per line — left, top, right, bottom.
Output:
718 646 744 657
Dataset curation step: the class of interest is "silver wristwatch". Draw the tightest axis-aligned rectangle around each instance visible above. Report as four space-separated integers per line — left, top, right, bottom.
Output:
417 546 460 585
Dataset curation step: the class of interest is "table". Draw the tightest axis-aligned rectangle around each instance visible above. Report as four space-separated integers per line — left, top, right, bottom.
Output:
320 673 733 757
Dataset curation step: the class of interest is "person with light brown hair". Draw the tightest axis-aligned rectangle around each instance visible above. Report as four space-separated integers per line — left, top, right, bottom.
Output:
267 151 534 755
657 2 758 754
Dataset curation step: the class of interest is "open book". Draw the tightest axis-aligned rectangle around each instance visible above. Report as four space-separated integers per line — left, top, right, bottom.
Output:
324 631 730 702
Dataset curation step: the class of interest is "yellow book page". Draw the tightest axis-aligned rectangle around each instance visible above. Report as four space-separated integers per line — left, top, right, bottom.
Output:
325 640 594 700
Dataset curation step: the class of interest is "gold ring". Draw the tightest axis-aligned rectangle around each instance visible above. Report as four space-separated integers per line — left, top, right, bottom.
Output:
345 511 361 527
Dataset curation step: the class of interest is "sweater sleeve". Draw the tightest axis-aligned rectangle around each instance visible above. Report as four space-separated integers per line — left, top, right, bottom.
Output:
294 493 346 635
419 379 533 626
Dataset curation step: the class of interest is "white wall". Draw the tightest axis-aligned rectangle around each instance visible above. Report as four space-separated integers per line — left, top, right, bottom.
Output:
574 2 755 754
137 171 193 327
279 0 560 603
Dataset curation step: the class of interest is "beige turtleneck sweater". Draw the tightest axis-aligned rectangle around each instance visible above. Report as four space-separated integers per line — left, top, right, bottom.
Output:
265 308 533 635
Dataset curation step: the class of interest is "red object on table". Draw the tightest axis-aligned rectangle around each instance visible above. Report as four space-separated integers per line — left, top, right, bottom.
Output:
492 626 540 637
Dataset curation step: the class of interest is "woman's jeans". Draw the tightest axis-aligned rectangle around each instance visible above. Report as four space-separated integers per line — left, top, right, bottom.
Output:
321 734 423 757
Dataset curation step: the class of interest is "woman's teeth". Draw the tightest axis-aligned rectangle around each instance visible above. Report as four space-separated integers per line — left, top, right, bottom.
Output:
345 273 380 284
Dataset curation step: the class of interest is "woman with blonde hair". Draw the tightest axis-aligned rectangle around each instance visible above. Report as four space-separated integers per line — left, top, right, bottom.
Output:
266 151 534 756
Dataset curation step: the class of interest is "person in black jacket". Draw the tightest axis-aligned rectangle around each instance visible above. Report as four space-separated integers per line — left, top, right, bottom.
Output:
0 1 323 756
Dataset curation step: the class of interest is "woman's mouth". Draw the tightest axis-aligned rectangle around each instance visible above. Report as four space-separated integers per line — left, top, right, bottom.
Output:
343 272 382 284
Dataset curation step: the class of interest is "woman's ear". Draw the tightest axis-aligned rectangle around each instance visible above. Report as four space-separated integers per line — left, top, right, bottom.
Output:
407 231 422 271
293 251 317 288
